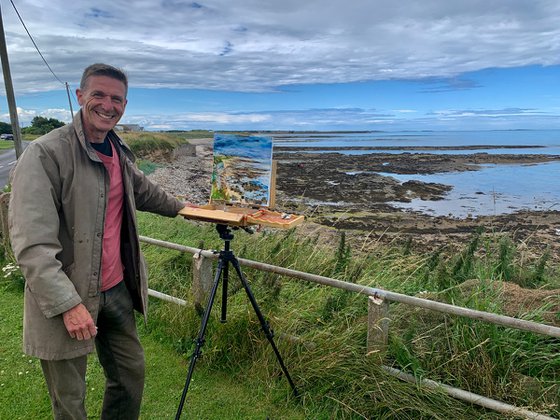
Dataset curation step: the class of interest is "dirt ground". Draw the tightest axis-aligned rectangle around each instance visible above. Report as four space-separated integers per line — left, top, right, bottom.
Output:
454 279 559 326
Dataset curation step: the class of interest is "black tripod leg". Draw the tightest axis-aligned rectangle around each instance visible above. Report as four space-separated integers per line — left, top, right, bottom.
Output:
220 254 229 322
230 257 299 396
175 257 226 419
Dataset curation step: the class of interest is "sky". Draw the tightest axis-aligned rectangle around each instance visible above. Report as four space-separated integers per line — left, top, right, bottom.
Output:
0 0 559 132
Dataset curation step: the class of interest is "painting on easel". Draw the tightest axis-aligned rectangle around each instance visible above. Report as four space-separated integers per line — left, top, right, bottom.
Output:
179 133 303 229
210 134 273 207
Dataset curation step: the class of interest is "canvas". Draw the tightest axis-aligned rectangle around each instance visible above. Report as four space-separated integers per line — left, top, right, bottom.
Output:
179 133 303 228
210 134 273 207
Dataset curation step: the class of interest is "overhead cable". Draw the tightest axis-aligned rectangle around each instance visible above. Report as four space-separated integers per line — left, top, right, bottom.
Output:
9 0 65 85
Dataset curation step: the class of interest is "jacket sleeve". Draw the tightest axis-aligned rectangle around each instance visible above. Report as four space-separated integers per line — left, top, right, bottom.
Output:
8 143 81 318
126 159 184 216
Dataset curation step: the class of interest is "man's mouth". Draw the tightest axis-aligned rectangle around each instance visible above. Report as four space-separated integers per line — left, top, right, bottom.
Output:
95 110 115 120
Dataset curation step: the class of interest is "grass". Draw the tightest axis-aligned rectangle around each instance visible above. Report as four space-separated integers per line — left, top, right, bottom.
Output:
120 132 187 159
0 140 15 150
136 160 162 176
135 214 559 419
0 270 310 419
1 216 558 418
166 130 213 140
120 132 204 174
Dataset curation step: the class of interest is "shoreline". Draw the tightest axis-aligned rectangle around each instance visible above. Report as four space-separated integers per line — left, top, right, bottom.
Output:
275 144 549 152
147 139 560 262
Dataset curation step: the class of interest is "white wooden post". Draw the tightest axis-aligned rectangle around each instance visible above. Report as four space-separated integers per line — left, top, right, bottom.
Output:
367 295 389 358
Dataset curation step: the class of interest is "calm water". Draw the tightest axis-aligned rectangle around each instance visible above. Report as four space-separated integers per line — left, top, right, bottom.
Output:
273 130 560 217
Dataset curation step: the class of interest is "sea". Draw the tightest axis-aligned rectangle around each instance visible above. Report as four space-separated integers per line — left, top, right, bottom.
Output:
273 130 560 218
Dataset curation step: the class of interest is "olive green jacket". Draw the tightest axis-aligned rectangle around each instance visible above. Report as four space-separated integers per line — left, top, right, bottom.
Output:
9 111 183 360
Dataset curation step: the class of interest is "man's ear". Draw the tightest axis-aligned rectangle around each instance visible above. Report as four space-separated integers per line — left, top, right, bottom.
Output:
76 89 84 106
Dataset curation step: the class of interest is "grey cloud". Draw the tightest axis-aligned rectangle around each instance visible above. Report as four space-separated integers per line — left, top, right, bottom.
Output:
2 0 560 94
219 41 234 56
85 8 114 19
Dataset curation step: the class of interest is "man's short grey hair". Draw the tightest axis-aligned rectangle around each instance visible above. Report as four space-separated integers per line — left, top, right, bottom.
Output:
80 63 128 95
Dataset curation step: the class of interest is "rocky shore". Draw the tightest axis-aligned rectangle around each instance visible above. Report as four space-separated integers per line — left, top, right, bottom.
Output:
147 138 560 262
147 138 214 205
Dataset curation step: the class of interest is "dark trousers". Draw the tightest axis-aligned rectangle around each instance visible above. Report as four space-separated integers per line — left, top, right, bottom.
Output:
41 281 145 420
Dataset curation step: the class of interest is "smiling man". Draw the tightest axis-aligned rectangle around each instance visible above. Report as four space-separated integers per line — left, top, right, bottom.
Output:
9 63 186 420
77 68 128 143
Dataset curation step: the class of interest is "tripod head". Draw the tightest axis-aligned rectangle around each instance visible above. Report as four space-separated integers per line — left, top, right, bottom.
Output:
215 223 254 241
216 224 234 241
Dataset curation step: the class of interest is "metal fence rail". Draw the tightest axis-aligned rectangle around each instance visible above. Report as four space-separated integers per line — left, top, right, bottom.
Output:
140 235 560 339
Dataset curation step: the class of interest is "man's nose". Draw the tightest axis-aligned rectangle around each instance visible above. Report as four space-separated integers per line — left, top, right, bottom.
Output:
100 96 113 108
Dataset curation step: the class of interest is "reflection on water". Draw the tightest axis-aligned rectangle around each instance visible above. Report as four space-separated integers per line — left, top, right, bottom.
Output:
384 162 560 217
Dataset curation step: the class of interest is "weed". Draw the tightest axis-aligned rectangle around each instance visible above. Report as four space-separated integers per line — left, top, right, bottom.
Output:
451 228 482 284
333 230 352 278
137 160 161 175
495 236 515 281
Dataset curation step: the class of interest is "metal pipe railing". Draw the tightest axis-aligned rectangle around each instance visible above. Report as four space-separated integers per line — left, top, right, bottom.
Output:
381 366 557 420
140 235 560 338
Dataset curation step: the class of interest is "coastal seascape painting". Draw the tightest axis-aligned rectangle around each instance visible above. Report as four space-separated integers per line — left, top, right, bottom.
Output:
210 134 274 207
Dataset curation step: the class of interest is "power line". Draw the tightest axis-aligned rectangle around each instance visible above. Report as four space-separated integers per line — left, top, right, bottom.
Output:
9 0 64 85
7 0 77 116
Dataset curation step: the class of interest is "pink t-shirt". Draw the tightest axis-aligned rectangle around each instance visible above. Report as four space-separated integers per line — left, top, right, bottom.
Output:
96 141 124 292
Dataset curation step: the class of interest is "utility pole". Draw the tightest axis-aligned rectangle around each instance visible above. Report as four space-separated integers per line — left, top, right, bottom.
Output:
0 4 23 158
65 82 73 117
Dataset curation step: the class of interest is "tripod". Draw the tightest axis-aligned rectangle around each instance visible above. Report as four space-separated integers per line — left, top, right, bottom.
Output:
175 224 298 419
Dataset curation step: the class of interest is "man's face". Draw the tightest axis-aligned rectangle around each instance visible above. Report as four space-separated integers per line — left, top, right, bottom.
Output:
76 75 127 141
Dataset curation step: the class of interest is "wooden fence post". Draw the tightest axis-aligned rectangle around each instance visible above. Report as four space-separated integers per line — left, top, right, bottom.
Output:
0 192 10 254
367 295 390 359
192 251 213 313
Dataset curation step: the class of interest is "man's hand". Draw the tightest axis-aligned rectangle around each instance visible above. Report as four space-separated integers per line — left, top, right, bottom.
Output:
62 303 97 340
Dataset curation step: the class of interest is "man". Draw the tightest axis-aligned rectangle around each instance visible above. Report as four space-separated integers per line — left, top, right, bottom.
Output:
9 63 186 419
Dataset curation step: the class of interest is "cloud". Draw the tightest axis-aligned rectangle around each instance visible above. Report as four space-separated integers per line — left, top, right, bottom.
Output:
85 8 114 19
117 105 560 131
122 107 401 131
181 112 270 124
219 41 234 56
430 108 544 118
419 77 483 93
1 0 559 94
6 107 72 126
